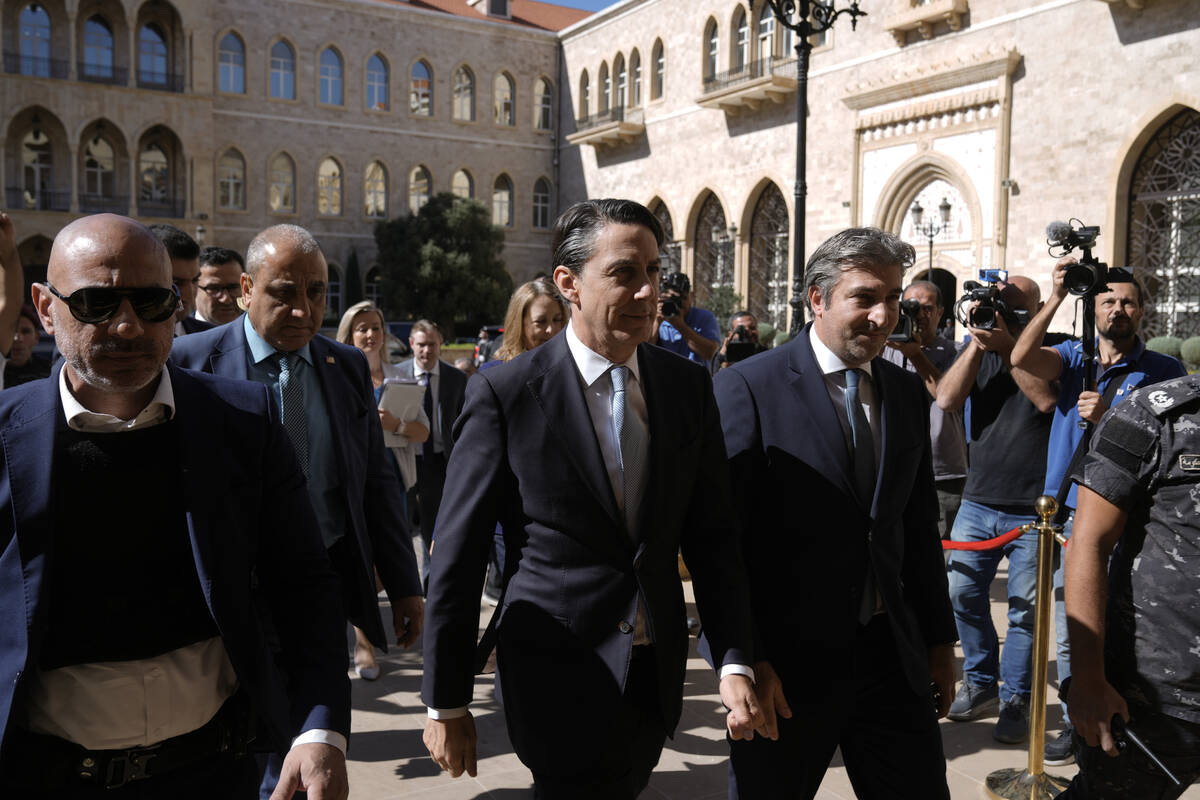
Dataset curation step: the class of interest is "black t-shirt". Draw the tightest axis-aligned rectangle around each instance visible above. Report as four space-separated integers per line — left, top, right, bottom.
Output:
960 336 1066 507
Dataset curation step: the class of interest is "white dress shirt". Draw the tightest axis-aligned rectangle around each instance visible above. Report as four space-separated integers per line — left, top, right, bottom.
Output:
413 360 445 454
23 367 345 755
808 325 882 465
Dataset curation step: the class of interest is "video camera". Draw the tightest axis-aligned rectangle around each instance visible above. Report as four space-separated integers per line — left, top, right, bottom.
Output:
725 324 758 363
954 269 1029 331
888 298 922 343
1045 220 1133 296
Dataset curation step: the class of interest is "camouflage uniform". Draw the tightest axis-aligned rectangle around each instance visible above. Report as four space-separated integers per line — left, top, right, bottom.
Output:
1059 374 1200 798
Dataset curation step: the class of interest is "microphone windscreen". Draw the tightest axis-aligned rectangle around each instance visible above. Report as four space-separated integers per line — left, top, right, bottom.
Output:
1046 221 1072 243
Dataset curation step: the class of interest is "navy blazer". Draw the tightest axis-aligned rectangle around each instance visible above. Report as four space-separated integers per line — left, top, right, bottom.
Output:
0 364 350 750
391 358 467 460
421 332 754 764
714 325 957 695
170 320 422 649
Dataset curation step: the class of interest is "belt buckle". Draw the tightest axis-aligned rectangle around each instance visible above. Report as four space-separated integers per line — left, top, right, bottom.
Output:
103 745 160 789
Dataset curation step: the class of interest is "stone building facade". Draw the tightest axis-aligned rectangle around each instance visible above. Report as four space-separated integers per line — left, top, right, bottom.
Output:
558 0 1200 338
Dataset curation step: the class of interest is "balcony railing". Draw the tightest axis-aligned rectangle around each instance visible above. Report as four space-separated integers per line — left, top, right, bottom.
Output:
567 106 646 149
138 199 186 218
6 187 70 212
78 63 129 86
703 56 797 95
137 71 185 92
575 105 639 132
80 194 131 214
697 56 799 114
3 53 69 79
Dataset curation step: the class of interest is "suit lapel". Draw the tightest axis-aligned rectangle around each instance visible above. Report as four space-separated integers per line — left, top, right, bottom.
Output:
309 337 351 487
206 322 251 381
869 359 901 523
526 336 623 530
168 366 220 614
633 345 667 554
788 332 858 503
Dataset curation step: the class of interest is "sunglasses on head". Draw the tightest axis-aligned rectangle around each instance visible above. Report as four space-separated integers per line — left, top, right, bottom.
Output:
44 283 180 325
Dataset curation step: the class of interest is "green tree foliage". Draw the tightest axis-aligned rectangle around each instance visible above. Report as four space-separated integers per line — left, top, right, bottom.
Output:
705 286 744 336
1146 335 1183 359
374 193 513 337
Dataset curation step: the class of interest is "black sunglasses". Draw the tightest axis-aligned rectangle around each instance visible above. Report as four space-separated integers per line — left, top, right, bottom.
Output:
44 283 180 324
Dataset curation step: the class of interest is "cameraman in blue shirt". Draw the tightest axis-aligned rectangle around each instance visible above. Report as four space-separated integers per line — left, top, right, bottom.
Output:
654 272 720 367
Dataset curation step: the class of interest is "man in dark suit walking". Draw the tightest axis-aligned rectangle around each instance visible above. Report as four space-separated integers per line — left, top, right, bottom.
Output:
422 199 766 798
0 214 349 799
715 227 958 799
393 321 466 584
148 223 213 337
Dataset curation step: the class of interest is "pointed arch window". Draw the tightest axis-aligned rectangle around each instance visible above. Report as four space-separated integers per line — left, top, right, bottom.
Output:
411 60 433 116
757 8 775 63
320 48 344 105
19 4 51 77
218 149 246 210
629 50 642 107
651 39 665 100
451 169 474 199
733 8 749 73
614 54 626 110
318 158 343 215
535 78 553 130
22 129 53 210
139 24 169 86
409 165 432 213
367 54 389 111
83 136 114 198
578 71 590 121
453 66 475 121
269 153 295 212
704 20 719 80
492 174 513 227
83 16 114 79
598 62 610 114
270 41 295 100
532 179 551 229
365 161 388 218
219 33 245 93
494 73 515 126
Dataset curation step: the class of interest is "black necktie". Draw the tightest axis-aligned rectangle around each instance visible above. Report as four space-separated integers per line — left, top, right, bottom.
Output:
845 368 879 624
421 372 435 459
278 352 309 477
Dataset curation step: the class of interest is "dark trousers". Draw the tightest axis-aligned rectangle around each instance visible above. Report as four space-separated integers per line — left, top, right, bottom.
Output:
729 615 950 800
413 451 447 586
935 477 966 539
1059 704 1200 799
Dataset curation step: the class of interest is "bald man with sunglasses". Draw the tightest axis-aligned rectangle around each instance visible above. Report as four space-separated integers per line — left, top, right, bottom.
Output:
0 214 350 799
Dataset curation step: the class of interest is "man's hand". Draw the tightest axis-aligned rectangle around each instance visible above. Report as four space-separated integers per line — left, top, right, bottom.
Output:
968 311 1015 357
379 408 401 433
1077 390 1108 424
885 338 923 361
928 643 955 719
1068 676 1129 757
720 672 767 741
747 661 791 740
269 742 348 800
392 595 424 648
1051 256 1075 301
424 715 478 777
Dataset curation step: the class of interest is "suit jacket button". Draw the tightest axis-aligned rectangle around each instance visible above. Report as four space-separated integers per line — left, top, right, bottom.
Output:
618 621 633 634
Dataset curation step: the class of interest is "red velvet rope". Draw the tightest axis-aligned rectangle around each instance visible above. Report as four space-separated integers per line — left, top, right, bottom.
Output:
942 525 1027 551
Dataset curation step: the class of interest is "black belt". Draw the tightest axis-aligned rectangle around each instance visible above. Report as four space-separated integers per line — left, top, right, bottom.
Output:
2 693 256 790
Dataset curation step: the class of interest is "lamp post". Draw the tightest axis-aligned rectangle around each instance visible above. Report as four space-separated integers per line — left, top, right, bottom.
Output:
765 0 865 336
911 196 952 282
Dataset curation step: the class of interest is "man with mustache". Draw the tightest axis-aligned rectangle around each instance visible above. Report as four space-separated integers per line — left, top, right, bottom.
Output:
1011 257 1185 765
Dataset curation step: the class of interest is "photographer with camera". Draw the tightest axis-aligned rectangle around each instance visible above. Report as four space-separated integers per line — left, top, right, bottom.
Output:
883 281 967 538
1011 254 1185 765
654 272 720 367
936 274 1061 745
717 311 769 369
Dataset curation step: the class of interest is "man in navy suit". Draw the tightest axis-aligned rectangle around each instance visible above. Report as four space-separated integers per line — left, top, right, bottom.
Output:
715 228 958 799
0 214 349 798
422 199 766 799
148 223 213 337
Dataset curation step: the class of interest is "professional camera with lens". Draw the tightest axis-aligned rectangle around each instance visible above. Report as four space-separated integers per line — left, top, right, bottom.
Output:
660 295 682 318
954 269 1029 331
1045 219 1134 296
659 271 691 318
888 298 922 343
724 324 758 363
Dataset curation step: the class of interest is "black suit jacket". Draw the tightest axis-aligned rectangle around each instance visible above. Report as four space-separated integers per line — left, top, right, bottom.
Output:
392 358 466 460
421 332 753 771
178 315 215 335
170 320 421 649
714 326 956 694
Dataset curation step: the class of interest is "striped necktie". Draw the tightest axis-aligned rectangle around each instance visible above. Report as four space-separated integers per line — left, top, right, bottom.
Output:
610 365 646 538
278 352 310 477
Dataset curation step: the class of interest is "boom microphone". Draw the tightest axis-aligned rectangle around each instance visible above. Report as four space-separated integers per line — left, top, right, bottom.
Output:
1046 220 1073 246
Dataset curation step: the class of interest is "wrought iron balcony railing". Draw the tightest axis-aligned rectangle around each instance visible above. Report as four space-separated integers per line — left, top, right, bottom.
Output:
702 56 797 95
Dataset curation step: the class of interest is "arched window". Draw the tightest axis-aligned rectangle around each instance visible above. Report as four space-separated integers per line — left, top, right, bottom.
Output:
493 73 515 126
18 4 51 77
534 78 553 130
704 20 719 80
270 41 295 100
83 136 114 199
598 62 610 114
22 129 52 210
410 60 432 116
218 149 245 210
451 169 474 199
139 143 169 203
629 50 642 107
733 7 749 73
532 178 551 229
748 183 790 331
492 174 513 227
269 153 295 212
453 66 475 121
364 161 388 218
757 6 775 63
408 166 431 213
318 158 342 215
82 16 114 80
614 54 627 110
651 39 665 100
578 70 590 121
366 54 389 111
139 24 169 86
320 48 343 105
218 33 245 94
650 200 679 273
692 192 730 306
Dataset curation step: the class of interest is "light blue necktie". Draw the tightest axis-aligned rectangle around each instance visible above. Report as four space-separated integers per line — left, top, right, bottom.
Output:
610 365 645 538
278 352 310 478
844 368 878 623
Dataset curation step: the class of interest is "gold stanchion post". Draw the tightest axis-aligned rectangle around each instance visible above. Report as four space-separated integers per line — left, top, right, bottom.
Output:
983 495 1070 799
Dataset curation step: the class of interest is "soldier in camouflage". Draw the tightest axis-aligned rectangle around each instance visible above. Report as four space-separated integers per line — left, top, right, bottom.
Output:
1059 374 1200 798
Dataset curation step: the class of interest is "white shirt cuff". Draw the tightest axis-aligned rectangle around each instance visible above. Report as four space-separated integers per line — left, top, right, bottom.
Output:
427 706 470 720
291 729 348 755
719 663 756 684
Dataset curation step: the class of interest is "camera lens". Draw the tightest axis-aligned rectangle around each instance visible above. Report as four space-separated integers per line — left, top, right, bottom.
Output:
1064 262 1097 296
970 306 997 330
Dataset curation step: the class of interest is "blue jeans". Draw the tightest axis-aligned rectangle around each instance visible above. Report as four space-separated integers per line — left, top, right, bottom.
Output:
1053 512 1075 723
947 499 1039 703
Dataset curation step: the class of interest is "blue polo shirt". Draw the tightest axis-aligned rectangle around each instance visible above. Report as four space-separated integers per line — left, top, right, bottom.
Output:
1044 336 1185 509
657 306 721 365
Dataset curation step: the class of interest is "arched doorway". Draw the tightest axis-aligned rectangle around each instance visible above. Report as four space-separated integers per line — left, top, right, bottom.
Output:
1127 107 1200 339
692 192 731 307
648 198 679 274
747 182 788 333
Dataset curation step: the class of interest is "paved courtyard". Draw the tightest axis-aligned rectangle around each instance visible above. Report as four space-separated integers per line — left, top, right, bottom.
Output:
346 562 1199 799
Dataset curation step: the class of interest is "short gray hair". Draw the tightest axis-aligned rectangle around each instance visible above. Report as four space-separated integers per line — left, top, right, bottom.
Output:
246 224 323 276
804 227 915 312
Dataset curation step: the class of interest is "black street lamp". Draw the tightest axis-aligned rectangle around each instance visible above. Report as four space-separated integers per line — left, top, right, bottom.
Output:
765 0 866 336
911 196 953 282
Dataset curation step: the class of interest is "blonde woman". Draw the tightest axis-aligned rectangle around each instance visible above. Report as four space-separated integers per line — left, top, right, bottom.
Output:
487 277 569 366
336 300 430 679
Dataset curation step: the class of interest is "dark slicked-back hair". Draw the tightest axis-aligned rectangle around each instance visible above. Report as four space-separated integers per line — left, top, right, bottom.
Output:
552 199 664 276
199 245 245 270
804 227 915 312
148 223 200 261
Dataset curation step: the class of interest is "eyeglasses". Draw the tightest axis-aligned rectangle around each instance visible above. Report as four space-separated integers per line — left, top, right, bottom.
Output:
44 283 180 324
198 282 241 297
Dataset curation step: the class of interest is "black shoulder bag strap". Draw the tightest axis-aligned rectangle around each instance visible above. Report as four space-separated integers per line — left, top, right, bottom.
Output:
1052 365 1133 523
